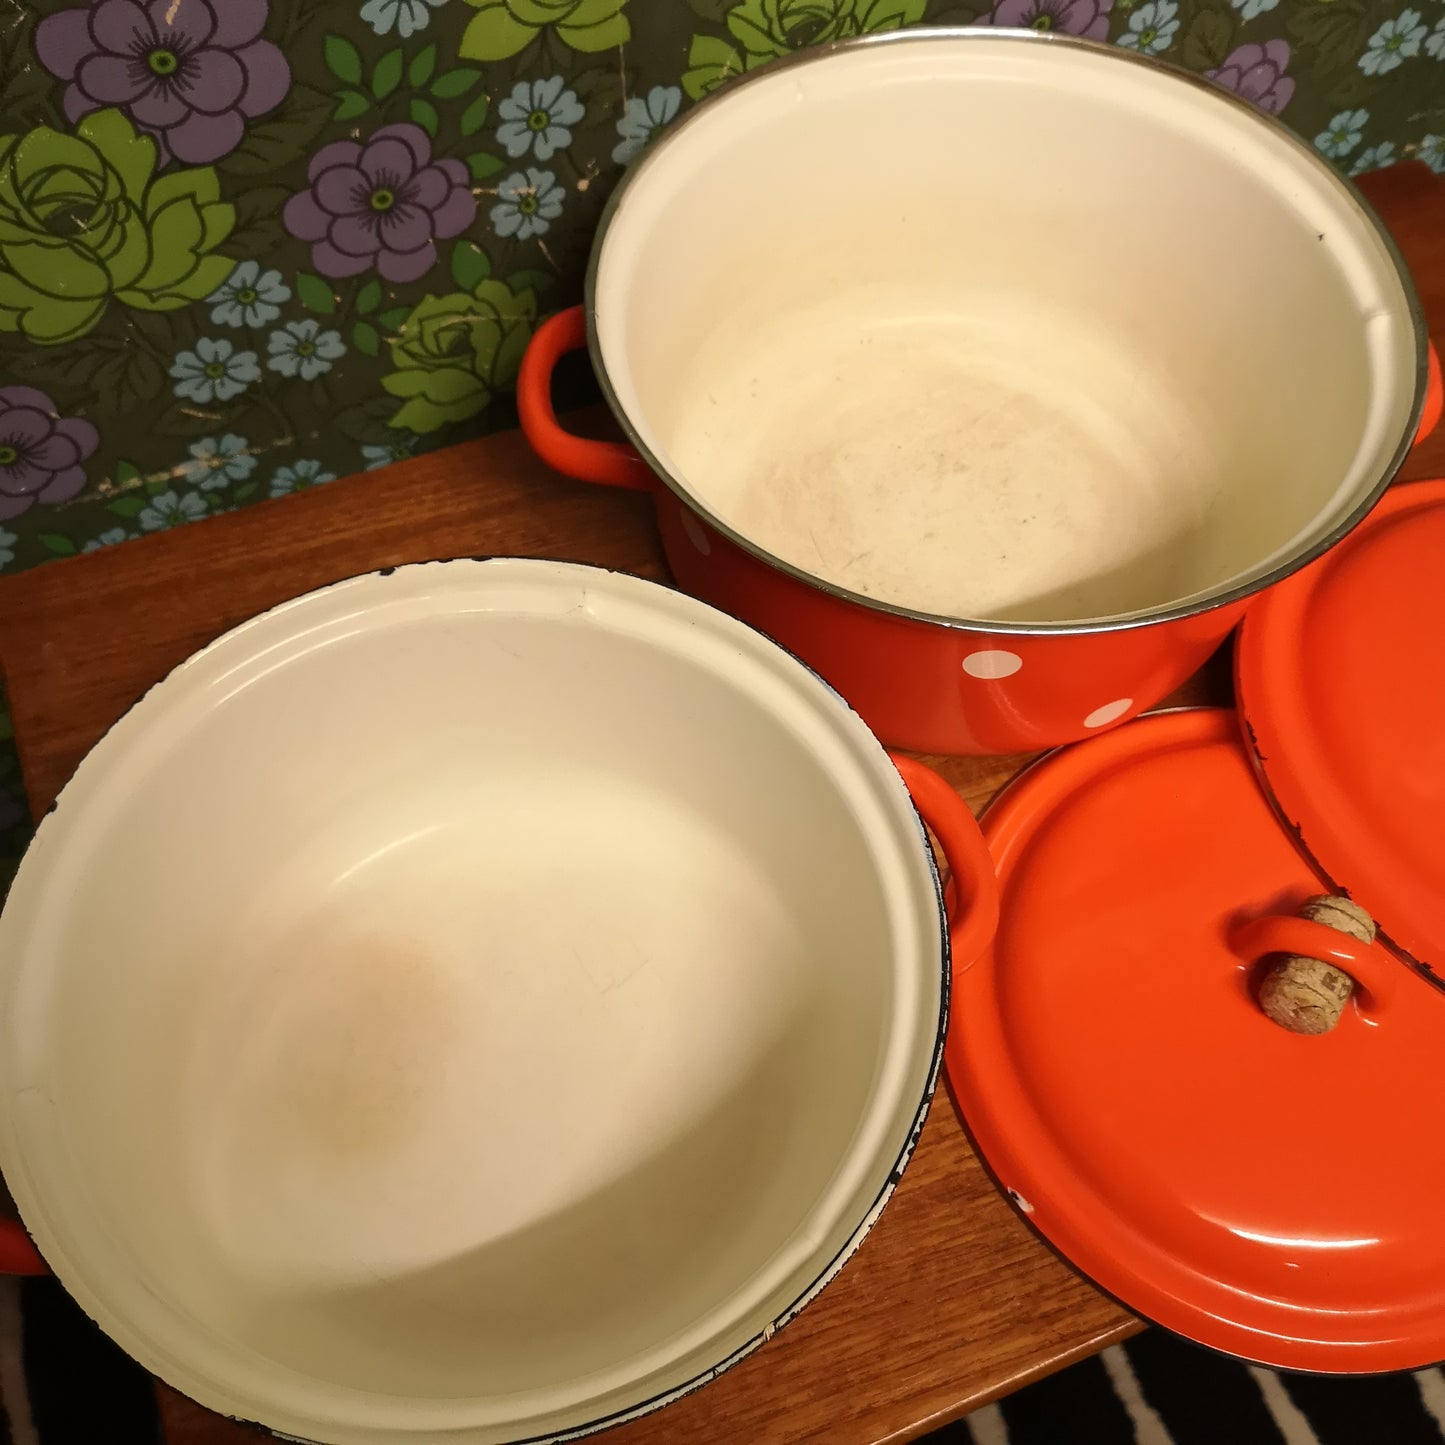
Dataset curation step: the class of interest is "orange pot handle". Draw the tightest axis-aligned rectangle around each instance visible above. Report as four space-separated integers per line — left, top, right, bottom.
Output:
0 1218 45 1276
890 754 999 973
1417 341 1442 449
1230 914 1399 1016
517 307 654 492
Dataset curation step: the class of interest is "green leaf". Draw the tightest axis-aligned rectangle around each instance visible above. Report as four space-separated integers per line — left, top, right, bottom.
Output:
114 459 141 487
335 394 401 441
409 97 440 136
324 33 363 84
1180 6 1235 72
459 92 490 136
408 43 438 88
467 152 504 181
682 34 743 101
450 240 491 290
389 395 464 434
378 306 411 331
356 279 383 315
218 84 332 177
558 9 629 52
431 68 482 99
506 267 553 295
459 6 535 60
352 320 380 356
39 533 76 557
145 474 169 495
1287 0 1377 78
334 88 370 121
295 272 337 314
372 47 404 101
225 184 291 254
108 496 147 518
94 346 165 413
234 482 258 501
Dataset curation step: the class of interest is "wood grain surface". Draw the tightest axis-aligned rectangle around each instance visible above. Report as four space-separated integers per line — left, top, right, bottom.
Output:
1 163 1442 1445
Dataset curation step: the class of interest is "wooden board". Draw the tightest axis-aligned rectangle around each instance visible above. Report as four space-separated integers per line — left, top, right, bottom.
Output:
1 163 1443 1445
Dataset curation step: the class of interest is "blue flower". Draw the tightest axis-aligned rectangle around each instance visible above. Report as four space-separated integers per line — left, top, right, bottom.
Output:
1117 0 1179 52
1426 15 1445 59
490 168 566 241
360 0 449 37
207 261 291 328
1315 109 1369 160
1230 0 1278 20
362 437 419 469
82 526 134 553
270 459 336 498
0 526 15 567
1419 135 1445 174
267 319 346 381
612 85 683 166
169 339 261 404
1350 141 1398 176
138 490 209 532
183 434 256 491
1359 9 1427 74
497 77 584 162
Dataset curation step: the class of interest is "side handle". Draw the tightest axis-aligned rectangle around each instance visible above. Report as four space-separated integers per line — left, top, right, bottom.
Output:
890 754 1000 973
517 307 654 492
0 1219 45 1276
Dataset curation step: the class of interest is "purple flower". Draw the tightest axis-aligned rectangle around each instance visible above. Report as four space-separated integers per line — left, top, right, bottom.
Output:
0 388 98 522
284 124 476 284
1207 40 1295 116
35 0 290 166
980 0 1111 40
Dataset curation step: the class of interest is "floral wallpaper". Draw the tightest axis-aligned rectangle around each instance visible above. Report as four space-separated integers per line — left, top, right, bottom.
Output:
0 0 1444 883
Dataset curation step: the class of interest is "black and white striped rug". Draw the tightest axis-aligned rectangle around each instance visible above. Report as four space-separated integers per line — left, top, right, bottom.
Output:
2 1273 1443 1443
938 1333 1445 1445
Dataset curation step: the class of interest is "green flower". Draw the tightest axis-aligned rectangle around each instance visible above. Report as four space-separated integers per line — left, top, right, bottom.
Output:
460 0 630 60
0 108 234 346
683 0 925 98
381 280 538 435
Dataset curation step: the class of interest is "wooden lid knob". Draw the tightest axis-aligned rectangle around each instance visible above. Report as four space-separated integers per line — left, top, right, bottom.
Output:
1256 896 1375 1035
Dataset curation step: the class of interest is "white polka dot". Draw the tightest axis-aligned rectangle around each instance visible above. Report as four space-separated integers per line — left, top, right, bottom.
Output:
1083 698 1133 730
962 649 1023 680
679 508 710 556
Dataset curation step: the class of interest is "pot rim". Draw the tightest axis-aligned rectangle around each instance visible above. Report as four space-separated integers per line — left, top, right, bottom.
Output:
582 27 1429 639
0 557 952 1445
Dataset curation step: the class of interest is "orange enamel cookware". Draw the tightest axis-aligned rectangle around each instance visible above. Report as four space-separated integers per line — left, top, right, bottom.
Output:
519 30 1439 755
948 478 1445 1372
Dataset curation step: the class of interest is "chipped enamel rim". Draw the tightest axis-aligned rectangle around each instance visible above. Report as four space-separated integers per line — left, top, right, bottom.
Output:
0 559 950 1444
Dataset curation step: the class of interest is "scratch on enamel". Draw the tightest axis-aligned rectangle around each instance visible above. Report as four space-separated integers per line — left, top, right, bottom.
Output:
166 0 182 22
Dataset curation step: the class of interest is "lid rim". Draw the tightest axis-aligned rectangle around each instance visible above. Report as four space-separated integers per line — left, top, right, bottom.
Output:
950 708 1445 1374
1237 478 1445 990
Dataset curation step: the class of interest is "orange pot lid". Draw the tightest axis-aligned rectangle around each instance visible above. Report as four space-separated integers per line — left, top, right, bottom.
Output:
946 708 1445 1372
1237 479 1445 987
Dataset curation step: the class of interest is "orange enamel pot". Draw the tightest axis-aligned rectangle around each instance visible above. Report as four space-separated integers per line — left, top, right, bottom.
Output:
519 31 1438 755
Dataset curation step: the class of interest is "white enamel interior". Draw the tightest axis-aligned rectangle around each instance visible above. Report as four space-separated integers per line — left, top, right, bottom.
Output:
0 561 945 1445
593 32 1420 625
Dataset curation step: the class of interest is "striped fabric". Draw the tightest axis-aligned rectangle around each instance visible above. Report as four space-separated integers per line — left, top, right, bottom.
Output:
2 1273 1443 1444
941 1335 1445 1445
